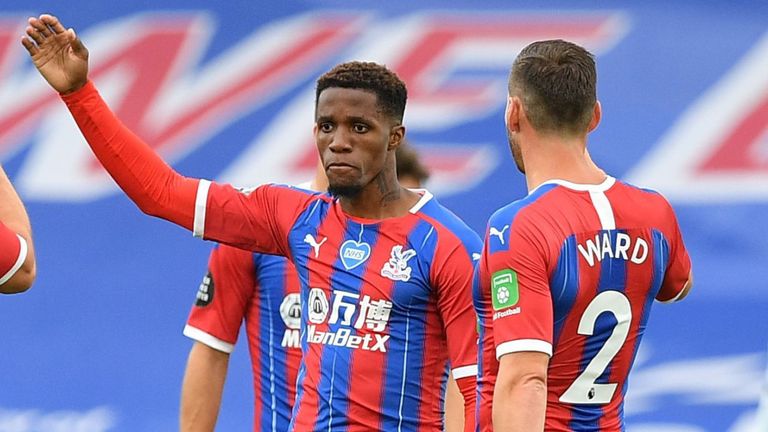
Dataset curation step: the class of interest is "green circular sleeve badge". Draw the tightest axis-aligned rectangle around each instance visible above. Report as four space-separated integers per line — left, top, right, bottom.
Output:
491 269 519 311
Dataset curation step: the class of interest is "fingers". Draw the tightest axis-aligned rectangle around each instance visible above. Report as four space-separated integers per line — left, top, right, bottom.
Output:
25 25 45 45
68 29 88 58
39 14 67 35
21 14 81 59
28 16 52 38
20 36 38 56
25 14 66 45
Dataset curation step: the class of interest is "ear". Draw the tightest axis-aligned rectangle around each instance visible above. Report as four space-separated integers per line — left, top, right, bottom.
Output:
587 101 601 133
505 96 521 134
388 124 405 151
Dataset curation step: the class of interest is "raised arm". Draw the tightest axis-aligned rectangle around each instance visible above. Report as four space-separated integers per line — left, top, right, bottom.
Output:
22 14 199 227
21 14 311 255
0 164 36 293
22 14 202 228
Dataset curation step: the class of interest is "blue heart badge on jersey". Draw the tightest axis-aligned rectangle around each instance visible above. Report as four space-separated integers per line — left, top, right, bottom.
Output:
339 240 371 270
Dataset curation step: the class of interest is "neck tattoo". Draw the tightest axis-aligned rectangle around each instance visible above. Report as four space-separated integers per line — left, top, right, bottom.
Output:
376 170 401 205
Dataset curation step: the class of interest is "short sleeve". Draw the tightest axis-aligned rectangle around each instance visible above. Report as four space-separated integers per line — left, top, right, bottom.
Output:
0 221 27 285
655 202 692 302
488 214 553 359
432 231 482 379
183 245 257 353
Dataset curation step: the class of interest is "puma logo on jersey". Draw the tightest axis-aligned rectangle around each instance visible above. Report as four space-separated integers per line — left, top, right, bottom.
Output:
489 225 509 244
304 234 327 258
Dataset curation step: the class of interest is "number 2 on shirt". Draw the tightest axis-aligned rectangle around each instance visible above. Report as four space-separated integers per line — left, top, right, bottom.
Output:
559 290 632 404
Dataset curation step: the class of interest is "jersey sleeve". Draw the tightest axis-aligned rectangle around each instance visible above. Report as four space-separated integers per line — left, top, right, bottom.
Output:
0 221 27 285
62 81 199 230
61 81 316 257
432 233 481 378
183 245 256 353
488 213 553 360
196 182 318 257
431 229 482 432
655 201 692 302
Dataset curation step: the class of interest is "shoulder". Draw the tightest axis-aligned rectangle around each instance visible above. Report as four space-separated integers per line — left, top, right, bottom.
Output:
612 180 679 220
416 191 481 249
241 183 335 224
488 183 560 232
246 183 330 201
483 184 564 258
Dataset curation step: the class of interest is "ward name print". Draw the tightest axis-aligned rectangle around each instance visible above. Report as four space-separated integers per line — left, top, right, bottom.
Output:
306 288 393 352
577 230 649 266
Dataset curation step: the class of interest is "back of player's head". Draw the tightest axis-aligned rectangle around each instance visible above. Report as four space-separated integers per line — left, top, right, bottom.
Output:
509 39 597 136
316 61 407 124
396 141 430 187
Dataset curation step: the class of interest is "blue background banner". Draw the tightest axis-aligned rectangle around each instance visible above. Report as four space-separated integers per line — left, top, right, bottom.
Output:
0 1 766 431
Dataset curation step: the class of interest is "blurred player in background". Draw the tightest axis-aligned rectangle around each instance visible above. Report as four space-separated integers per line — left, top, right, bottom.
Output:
0 163 36 293
180 143 440 432
23 14 479 431
179 161 327 432
395 141 429 189
474 39 693 431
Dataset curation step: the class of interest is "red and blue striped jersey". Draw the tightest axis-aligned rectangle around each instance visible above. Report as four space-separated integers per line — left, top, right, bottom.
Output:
475 177 691 431
195 182 481 432
60 82 479 431
184 244 302 432
0 221 28 285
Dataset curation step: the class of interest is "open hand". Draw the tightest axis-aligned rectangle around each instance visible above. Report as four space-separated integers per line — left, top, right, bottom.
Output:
21 14 88 94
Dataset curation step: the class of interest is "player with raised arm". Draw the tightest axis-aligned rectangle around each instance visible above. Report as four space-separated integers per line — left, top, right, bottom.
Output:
473 40 693 431
0 163 36 294
23 14 480 432
180 145 442 432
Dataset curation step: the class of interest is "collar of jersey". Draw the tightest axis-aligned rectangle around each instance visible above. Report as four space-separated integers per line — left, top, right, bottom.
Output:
408 188 433 213
337 188 434 224
533 176 616 194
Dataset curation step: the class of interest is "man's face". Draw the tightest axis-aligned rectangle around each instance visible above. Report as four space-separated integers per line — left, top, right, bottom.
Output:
315 87 395 197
